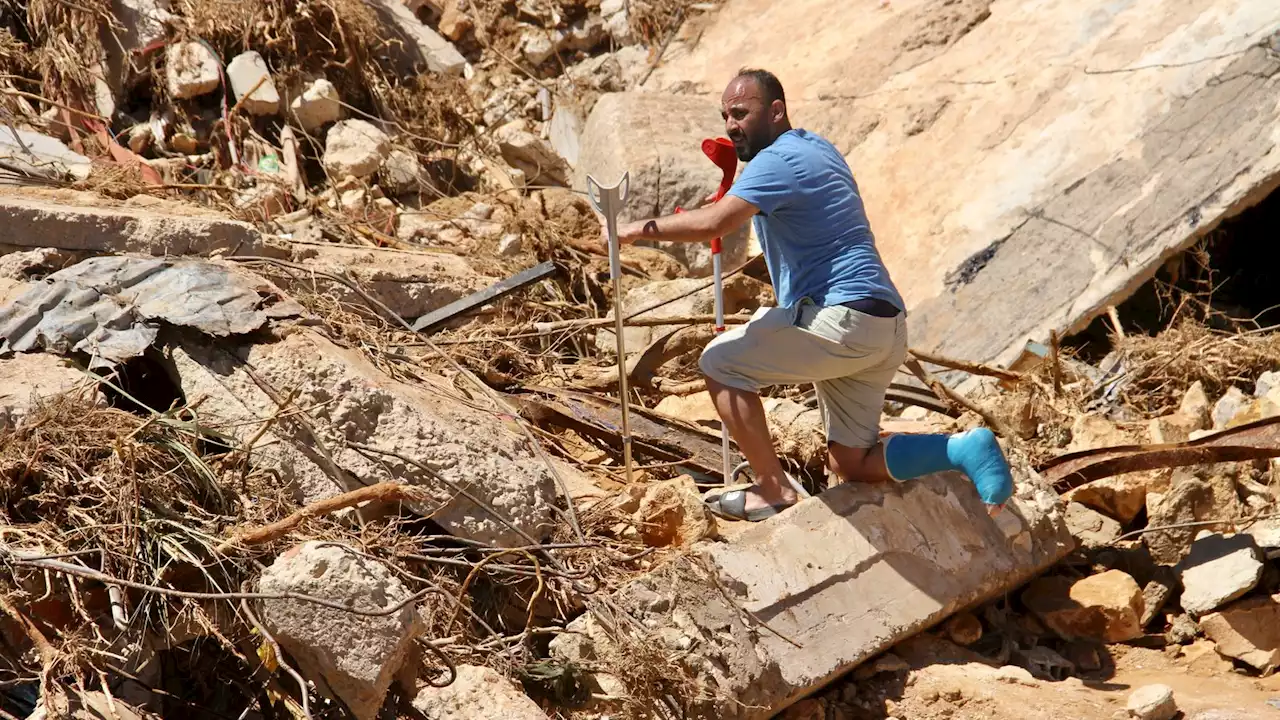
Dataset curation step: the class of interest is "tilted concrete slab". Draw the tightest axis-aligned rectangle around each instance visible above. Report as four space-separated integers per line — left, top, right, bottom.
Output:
640 0 1280 365
551 472 1073 718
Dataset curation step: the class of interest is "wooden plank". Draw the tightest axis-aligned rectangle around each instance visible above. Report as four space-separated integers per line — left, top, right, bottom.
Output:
411 260 556 332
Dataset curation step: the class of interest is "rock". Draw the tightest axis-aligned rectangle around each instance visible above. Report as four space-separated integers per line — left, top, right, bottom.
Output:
233 182 290 221
1063 474 1154 526
1198 594 1280 672
411 665 548 720
943 611 983 646
258 542 422 720
1065 501 1122 549
995 664 1039 686
549 103 584 168
379 148 423 195
1126 684 1177 720
437 0 473 42
1166 613 1199 644
1145 467 1244 565
1067 414 1131 452
551 473 1073 719
596 275 772 357
621 245 688 280
577 92 752 277
0 127 92 182
1177 532 1263 615
324 120 391 179
1212 387 1249 430
1243 518 1280 560
655 391 720 427
1148 412 1199 444
291 78 343 131
520 31 556 65
226 51 279 115
1021 570 1144 643
1180 381 1212 428
495 121 570 185
1139 570 1176 628
600 0 631 43
635 476 715 547
165 41 220 99
364 0 466 75
169 329 555 546
1178 638 1236 674
497 233 523 257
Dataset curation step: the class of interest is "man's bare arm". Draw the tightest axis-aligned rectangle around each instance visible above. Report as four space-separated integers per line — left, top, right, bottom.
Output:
612 195 759 245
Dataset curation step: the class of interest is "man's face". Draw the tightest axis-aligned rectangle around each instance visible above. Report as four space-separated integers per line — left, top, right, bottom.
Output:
721 78 776 162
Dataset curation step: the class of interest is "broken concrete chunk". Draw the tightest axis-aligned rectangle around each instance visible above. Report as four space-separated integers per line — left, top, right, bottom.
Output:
495 121 570 186
170 329 555 546
1127 684 1177 720
379 148 422 195
291 78 343 131
1064 501 1122 549
324 120 391 179
1166 612 1199 645
165 41 221 99
600 0 631 43
1139 569 1176 628
553 473 1072 719
364 0 466 76
1177 532 1263 616
258 542 422 720
226 51 280 115
412 665 548 720
1021 570 1144 643
1180 381 1211 427
1062 473 1153 526
1145 468 1243 565
520 31 556 65
549 104 583 168
1198 594 1280 672
496 233 523 257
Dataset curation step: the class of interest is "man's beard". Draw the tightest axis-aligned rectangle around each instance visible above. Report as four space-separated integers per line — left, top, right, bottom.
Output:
730 128 770 161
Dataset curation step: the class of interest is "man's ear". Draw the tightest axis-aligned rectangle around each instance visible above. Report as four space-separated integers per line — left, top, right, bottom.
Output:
770 99 787 123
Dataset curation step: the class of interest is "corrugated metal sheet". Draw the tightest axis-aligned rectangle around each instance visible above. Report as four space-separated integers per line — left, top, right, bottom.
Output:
0 256 298 366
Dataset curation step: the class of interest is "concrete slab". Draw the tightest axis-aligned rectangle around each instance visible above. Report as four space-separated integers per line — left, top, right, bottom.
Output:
551 472 1073 719
364 0 466 76
640 0 1280 364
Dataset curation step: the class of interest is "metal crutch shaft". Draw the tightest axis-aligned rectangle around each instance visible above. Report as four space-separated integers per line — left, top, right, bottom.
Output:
586 172 634 483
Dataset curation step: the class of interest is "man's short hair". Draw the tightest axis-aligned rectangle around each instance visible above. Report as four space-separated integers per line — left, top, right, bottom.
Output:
735 68 786 106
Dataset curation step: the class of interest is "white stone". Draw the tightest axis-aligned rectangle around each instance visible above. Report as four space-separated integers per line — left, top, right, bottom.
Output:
1211 386 1248 430
1255 371 1280 399
165 41 220 99
324 120 391 179
0 127 92 182
548 104 583 168
521 31 557 65
497 233 523 257
600 0 631 43
258 542 422 720
1178 533 1264 616
291 78 343 132
412 665 548 720
226 51 280 115
1126 684 1177 720
494 121 570 185
379 148 422 195
365 0 466 76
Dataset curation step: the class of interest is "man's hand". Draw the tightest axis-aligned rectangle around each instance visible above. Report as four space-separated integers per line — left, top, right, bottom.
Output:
595 195 758 248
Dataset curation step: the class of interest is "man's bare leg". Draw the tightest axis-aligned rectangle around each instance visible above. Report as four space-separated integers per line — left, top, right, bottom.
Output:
705 375 797 512
827 442 892 484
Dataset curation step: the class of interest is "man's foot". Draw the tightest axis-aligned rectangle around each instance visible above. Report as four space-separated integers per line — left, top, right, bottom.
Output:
947 427 1015 508
705 485 799 522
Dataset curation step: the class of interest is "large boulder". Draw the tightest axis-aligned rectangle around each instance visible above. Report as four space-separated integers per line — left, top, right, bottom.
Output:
167 328 556 546
550 471 1073 719
576 92 753 276
258 542 421 720
645 0 1280 366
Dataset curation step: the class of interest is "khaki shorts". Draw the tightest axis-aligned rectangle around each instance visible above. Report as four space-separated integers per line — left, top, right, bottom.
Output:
698 298 908 449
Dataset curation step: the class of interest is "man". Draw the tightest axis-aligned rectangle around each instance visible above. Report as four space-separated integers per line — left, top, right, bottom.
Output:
609 68 1014 521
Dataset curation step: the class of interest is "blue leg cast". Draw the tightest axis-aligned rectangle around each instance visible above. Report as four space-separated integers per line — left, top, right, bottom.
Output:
882 428 1014 507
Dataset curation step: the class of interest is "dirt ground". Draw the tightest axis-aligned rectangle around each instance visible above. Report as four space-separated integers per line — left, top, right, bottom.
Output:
826 634 1280 720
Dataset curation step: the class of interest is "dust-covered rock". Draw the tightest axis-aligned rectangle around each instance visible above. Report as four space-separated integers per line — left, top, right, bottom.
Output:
1177 532 1263 616
1065 501 1122 549
165 41 220 99
1021 570 1144 642
258 541 423 720
324 120 391 179
494 120 571 186
226 51 280 115
1145 467 1244 565
291 78 343 131
1198 594 1280 672
1064 473 1155 525
1212 386 1249 430
411 665 548 720
635 475 715 547
1126 684 1177 720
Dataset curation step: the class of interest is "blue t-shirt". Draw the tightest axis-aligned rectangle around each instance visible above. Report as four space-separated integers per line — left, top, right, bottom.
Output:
727 129 904 312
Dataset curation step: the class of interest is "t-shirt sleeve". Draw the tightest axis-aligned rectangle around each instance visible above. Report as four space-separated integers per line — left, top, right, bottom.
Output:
726 150 795 216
